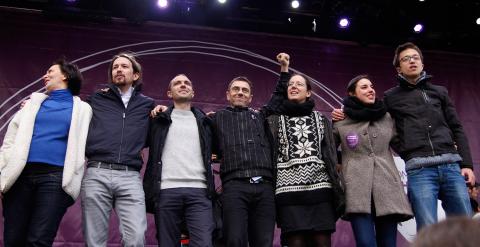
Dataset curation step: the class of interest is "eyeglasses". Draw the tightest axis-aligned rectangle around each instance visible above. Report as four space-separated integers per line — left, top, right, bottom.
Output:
230 86 250 94
288 81 306 87
400 55 421 63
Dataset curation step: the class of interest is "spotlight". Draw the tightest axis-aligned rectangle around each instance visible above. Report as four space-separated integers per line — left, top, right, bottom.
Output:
291 0 300 9
413 24 423 33
157 0 168 8
339 18 350 28
476 17 480 25
218 0 227 3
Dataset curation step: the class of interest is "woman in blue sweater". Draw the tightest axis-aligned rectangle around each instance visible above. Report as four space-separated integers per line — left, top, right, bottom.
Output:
0 59 92 246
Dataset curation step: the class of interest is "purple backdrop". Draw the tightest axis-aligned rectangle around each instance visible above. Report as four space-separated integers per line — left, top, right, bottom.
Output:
1 8 479 246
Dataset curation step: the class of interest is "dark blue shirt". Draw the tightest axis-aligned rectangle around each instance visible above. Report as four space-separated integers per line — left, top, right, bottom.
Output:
27 89 73 166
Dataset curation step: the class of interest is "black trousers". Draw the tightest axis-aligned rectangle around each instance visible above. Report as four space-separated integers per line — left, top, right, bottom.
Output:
154 188 214 247
221 179 276 247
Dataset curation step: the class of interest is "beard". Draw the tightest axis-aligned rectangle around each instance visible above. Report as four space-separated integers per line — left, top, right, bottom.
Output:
113 80 127 87
112 75 133 87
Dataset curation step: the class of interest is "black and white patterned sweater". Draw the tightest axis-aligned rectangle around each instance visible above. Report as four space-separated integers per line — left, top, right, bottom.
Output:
272 111 334 206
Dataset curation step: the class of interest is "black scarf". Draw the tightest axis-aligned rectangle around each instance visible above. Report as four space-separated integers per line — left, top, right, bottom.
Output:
342 96 387 121
278 98 315 117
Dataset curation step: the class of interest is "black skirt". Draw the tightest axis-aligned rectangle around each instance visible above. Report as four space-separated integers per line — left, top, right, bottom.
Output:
277 201 337 234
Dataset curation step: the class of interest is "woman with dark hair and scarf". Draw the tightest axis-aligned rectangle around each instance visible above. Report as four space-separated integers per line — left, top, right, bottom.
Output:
333 75 413 247
268 53 344 247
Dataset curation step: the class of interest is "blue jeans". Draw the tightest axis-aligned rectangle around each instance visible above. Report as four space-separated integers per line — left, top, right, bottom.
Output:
2 164 74 247
407 163 472 230
155 188 214 247
350 214 397 247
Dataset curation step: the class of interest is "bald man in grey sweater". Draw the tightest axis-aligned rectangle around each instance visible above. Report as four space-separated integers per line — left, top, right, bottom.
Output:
143 74 216 247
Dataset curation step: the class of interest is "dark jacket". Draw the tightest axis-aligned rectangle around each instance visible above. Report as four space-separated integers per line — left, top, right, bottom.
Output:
143 106 215 213
211 72 291 182
384 73 473 169
211 107 274 182
85 83 155 170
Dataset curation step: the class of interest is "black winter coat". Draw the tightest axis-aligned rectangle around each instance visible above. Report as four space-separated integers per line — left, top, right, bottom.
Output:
384 73 473 169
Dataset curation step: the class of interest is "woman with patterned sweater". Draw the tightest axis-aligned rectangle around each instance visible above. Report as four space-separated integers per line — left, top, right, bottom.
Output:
268 53 344 247
333 75 412 247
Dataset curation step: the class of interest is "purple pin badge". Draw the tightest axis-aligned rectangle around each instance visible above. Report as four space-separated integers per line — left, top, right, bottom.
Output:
346 132 359 149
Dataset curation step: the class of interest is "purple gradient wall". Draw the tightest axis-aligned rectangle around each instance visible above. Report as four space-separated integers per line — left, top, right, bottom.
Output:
1 8 479 246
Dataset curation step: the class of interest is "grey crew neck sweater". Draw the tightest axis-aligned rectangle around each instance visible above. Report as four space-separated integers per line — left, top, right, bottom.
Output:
161 109 206 189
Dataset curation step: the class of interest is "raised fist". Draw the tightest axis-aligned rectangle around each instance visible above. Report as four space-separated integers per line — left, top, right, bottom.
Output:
276 52 290 67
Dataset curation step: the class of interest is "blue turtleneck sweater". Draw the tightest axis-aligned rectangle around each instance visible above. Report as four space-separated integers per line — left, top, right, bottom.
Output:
27 89 73 167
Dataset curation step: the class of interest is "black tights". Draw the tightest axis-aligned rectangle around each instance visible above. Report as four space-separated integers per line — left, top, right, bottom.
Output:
286 231 332 247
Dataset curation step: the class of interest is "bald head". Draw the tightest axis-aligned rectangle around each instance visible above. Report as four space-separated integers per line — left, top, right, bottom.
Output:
167 74 195 103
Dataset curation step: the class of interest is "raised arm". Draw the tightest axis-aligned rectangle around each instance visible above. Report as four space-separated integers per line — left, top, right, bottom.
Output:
262 53 291 116
278 52 290 73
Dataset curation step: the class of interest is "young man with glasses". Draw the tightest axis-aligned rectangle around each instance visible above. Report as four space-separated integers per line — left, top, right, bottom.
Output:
384 42 474 230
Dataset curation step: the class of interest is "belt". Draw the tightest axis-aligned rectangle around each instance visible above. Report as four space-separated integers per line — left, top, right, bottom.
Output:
87 161 140 172
235 176 272 184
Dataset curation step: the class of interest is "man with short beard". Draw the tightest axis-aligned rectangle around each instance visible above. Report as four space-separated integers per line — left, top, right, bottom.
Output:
81 52 154 246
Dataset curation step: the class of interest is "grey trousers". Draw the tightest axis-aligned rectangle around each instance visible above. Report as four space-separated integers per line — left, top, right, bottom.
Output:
81 167 147 247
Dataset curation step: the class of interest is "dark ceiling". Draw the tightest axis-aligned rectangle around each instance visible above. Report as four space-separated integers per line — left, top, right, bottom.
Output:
2 0 480 54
